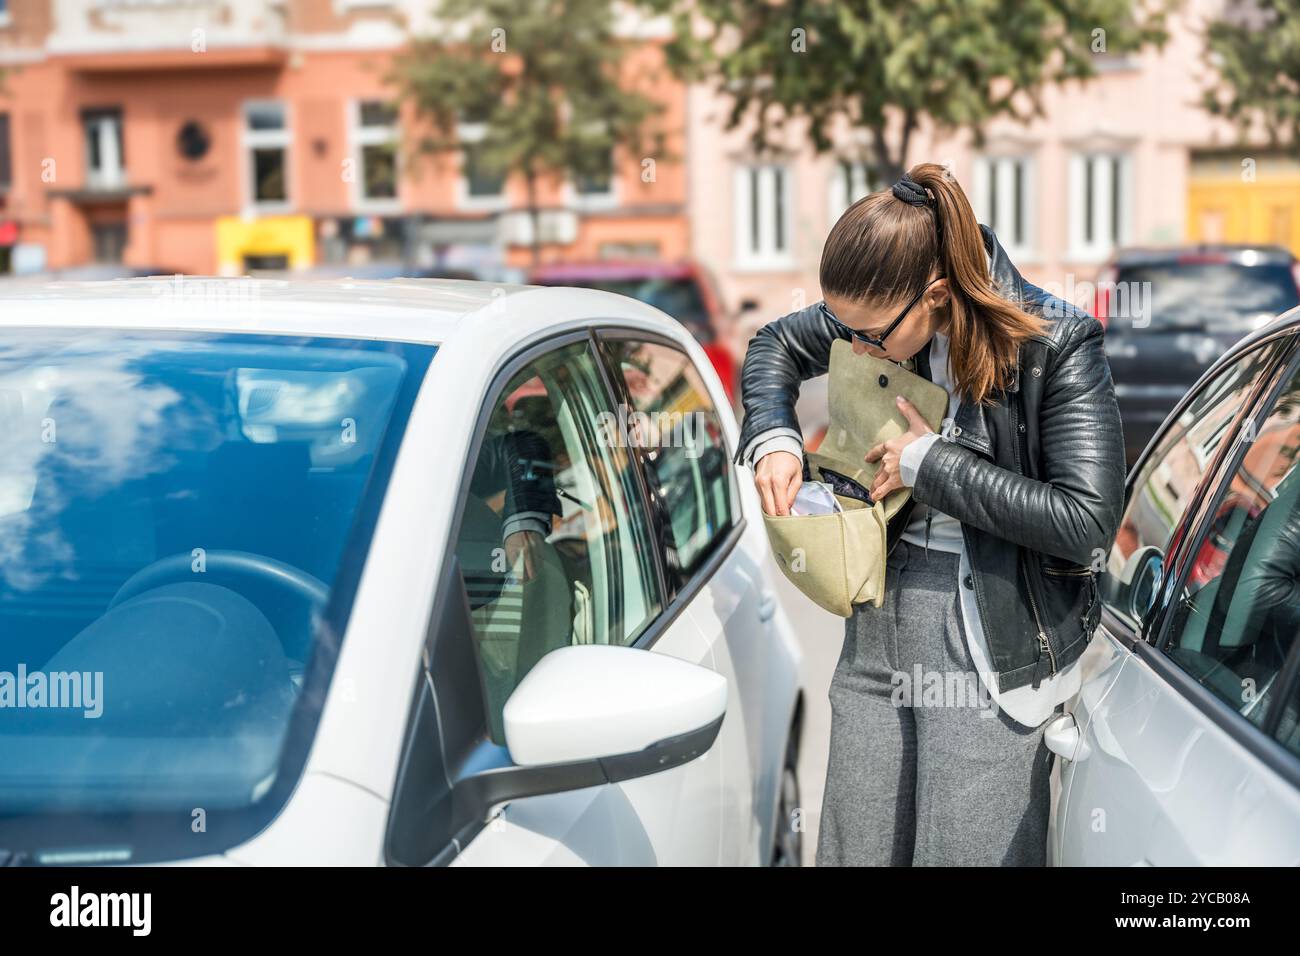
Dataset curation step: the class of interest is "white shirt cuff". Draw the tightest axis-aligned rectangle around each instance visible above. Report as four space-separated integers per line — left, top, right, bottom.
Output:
741 427 803 469
899 432 941 487
502 511 551 539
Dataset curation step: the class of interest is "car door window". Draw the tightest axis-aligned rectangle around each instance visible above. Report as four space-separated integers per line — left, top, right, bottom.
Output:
1272 668 1300 758
1102 341 1288 630
601 338 737 583
1159 360 1300 727
454 340 663 744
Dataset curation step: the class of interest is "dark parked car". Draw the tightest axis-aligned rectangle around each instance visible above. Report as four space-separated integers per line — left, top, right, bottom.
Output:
527 260 738 404
1093 244 1300 465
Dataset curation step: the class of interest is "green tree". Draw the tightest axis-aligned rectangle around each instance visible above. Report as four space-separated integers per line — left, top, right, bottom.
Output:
1203 0 1300 151
391 0 670 264
646 0 1168 183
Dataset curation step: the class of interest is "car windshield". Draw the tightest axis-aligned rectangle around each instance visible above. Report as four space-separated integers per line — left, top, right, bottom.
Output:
0 329 431 861
1115 262 1300 330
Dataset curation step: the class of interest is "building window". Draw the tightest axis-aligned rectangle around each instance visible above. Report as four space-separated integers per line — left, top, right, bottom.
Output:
0 113 10 192
1069 150 1132 262
457 114 506 209
568 115 617 209
352 100 399 207
828 160 876 226
91 222 127 264
571 149 616 209
734 163 792 270
243 100 290 210
973 155 1034 259
83 108 125 191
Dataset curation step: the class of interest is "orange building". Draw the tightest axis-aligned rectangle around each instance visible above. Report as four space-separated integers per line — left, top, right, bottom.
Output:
0 0 688 276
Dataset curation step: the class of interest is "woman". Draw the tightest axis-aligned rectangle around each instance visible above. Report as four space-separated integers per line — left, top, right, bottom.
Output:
736 162 1127 866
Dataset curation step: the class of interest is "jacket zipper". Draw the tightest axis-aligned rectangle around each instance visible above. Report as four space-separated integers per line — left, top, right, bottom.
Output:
1041 565 1092 576
924 508 933 557
1009 394 1056 688
1021 550 1056 686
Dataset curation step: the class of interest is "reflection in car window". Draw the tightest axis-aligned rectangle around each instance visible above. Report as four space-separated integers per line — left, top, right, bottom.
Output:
0 330 421 826
1161 362 1300 727
455 341 662 746
1274 671 1300 759
1103 341 1287 628
602 339 736 582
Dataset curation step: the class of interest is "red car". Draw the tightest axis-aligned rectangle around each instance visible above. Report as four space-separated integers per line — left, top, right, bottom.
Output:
527 260 738 404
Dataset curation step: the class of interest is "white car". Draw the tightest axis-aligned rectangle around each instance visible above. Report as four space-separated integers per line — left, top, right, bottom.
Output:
1047 306 1300 865
0 277 805 867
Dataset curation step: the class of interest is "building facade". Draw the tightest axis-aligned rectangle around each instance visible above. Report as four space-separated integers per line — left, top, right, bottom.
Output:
689 0 1300 334
0 0 688 276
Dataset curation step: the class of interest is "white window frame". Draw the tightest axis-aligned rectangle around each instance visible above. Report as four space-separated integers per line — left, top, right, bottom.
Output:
83 108 125 192
733 162 794 271
349 99 401 213
564 150 619 212
242 99 292 215
827 159 874 228
1068 150 1133 263
972 154 1037 262
456 120 508 212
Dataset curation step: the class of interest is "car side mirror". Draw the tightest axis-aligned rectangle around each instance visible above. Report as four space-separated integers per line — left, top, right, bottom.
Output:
1125 545 1165 623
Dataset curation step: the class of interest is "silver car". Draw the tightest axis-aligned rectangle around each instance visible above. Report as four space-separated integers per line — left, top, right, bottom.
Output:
1048 305 1300 865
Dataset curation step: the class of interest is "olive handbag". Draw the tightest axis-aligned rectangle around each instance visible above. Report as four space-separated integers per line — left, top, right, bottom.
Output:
762 339 949 617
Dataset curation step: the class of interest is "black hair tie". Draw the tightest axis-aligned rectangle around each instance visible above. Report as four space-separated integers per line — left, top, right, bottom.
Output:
891 173 933 208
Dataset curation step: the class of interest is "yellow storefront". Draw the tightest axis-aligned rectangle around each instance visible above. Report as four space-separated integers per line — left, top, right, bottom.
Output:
1188 155 1300 257
215 215 315 275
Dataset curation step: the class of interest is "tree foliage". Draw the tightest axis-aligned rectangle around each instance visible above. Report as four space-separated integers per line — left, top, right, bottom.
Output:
647 0 1168 182
391 0 670 260
1204 0 1300 151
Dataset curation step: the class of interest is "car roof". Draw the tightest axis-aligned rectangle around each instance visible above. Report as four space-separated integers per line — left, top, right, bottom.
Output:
0 275 679 344
528 260 698 282
1111 244 1297 267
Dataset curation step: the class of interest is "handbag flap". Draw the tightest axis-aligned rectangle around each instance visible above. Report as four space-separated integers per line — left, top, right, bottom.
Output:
808 338 950 518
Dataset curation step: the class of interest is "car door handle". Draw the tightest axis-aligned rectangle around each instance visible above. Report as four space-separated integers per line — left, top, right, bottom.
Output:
758 590 778 622
1043 712 1081 761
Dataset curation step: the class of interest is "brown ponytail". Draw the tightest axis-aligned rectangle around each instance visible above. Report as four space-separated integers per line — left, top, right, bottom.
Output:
819 161 1051 407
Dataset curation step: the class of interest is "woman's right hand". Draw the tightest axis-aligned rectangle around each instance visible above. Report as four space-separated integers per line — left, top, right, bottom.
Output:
755 451 803 516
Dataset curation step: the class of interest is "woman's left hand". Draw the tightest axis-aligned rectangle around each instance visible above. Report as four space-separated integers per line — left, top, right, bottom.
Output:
864 396 935 502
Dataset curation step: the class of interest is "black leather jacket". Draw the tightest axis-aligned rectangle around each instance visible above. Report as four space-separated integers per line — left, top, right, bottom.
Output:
735 225 1127 692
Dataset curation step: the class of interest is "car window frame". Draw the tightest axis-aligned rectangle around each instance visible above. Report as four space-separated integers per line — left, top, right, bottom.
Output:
383 325 748 866
593 327 742 600
1107 324 1300 789
1102 329 1298 647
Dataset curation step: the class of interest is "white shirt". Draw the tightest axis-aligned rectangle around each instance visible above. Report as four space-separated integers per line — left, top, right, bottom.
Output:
897 329 1081 728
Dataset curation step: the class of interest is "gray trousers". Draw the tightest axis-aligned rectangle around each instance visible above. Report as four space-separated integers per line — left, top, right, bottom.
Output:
815 538 1057 866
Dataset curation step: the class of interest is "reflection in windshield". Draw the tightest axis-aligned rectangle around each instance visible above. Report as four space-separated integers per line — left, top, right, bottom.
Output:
0 331 426 847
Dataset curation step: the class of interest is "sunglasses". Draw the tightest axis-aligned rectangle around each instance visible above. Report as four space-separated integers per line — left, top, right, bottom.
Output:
819 275 944 350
